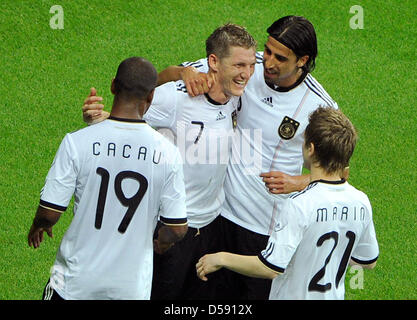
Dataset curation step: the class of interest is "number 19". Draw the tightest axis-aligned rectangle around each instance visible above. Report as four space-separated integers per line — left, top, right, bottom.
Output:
95 167 148 233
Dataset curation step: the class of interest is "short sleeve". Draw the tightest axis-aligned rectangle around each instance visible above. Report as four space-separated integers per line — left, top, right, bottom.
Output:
40 134 78 212
143 82 178 130
258 199 305 273
180 58 209 73
158 146 187 225
351 219 379 264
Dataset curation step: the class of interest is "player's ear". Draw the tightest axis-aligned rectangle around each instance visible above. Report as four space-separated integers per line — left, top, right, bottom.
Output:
307 142 315 157
146 89 155 105
110 78 116 95
297 55 309 69
142 89 155 117
208 54 220 72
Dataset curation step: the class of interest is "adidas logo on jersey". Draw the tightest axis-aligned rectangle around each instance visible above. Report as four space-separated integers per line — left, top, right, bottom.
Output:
261 96 273 107
216 111 226 121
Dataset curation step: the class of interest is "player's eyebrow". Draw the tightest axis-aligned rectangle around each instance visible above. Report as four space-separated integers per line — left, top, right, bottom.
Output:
264 44 288 62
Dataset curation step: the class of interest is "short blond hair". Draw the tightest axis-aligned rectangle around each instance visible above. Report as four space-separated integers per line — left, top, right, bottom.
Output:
304 107 358 174
205 23 257 59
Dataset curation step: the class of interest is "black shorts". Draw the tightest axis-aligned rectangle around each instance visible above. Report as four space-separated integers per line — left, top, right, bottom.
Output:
42 279 64 300
151 215 224 300
219 215 272 300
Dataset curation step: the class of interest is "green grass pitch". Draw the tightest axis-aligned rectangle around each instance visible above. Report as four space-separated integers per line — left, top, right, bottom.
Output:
0 0 416 300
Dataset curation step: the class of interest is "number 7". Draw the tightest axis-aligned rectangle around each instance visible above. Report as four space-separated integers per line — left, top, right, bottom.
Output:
191 121 204 144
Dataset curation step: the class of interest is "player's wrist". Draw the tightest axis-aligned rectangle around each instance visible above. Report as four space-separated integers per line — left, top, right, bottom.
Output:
217 252 230 269
296 174 310 191
180 66 198 80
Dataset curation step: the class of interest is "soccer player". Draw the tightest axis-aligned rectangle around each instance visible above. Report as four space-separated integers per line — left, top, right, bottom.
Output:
158 15 340 299
27 57 188 300
196 106 379 300
82 24 257 299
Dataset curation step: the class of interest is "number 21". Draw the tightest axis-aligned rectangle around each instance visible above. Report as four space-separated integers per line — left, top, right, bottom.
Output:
308 231 356 292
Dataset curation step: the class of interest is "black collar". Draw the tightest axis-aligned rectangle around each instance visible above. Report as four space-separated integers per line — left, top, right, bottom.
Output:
204 93 229 105
310 178 346 185
108 116 146 123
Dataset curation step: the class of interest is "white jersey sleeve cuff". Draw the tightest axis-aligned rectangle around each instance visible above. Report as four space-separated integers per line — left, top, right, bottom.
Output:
258 253 285 274
160 216 188 226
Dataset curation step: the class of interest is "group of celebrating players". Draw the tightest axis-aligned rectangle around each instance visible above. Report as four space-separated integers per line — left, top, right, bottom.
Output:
28 16 378 300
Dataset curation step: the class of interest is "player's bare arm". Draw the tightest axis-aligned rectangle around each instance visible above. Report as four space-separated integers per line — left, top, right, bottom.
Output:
28 206 61 249
82 87 110 125
196 252 278 282
156 65 182 86
154 223 188 255
260 171 310 194
157 65 212 96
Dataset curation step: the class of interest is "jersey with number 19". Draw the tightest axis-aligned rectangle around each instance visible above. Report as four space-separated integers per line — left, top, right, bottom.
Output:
39 117 187 300
259 180 379 300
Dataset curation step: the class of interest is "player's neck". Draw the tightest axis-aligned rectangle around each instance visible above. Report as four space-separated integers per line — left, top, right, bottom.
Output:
207 86 230 105
111 99 146 120
272 68 305 89
207 70 230 104
309 165 344 183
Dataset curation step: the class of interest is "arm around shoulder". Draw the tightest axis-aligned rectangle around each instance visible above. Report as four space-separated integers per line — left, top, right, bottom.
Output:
157 66 184 86
157 65 211 96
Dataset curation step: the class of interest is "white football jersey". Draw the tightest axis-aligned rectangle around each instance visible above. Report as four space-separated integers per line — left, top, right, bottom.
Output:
184 53 338 235
40 117 187 300
259 180 379 300
144 80 239 228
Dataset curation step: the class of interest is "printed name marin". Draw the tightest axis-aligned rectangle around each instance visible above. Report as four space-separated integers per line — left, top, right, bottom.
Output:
316 206 367 222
